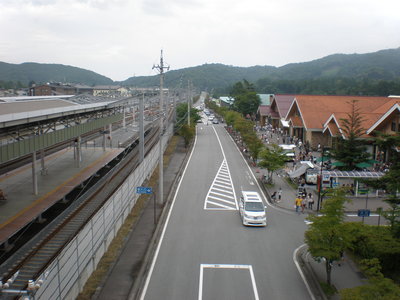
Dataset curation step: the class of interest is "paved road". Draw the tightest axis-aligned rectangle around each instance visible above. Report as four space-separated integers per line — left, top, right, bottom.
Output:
140 122 312 300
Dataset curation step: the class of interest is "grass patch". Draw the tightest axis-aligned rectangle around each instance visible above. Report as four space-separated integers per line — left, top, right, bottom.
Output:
76 135 183 300
319 281 337 297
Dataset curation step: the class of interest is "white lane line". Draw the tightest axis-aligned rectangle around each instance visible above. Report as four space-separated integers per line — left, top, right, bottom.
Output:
211 187 234 195
199 264 259 300
207 196 236 205
215 177 231 184
209 191 234 198
293 244 316 300
347 214 379 217
206 200 237 209
211 127 238 209
213 183 231 189
138 127 199 300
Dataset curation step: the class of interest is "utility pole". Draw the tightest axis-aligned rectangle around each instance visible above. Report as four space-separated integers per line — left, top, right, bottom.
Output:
188 80 191 125
153 50 169 205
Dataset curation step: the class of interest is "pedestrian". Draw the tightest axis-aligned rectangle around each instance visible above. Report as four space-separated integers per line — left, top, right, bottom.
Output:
307 193 314 209
271 191 277 202
301 198 306 213
278 188 282 201
295 197 302 214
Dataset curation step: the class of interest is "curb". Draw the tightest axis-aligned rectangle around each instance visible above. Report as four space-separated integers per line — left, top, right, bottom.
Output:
296 245 328 300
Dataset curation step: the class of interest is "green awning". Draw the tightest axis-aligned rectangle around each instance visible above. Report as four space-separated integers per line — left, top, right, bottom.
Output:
367 159 380 164
332 161 346 167
356 162 372 168
316 156 330 162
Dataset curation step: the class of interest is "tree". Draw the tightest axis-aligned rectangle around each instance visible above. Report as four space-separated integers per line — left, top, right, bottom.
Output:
233 92 261 117
230 80 261 117
331 100 370 170
366 132 400 237
305 189 352 285
340 258 400 300
178 124 195 148
224 111 241 127
257 144 287 183
242 132 264 162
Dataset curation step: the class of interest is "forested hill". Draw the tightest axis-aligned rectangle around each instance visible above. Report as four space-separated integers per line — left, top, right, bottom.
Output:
1 47 400 94
0 62 113 86
123 48 400 94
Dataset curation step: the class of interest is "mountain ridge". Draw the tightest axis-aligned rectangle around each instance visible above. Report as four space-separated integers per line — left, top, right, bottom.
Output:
1 47 399 91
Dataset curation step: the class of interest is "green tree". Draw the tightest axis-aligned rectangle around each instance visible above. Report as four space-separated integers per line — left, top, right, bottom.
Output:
224 111 242 127
366 132 400 237
230 80 261 118
242 132 264 162
233 118 253 135
257 144 287 183
331 100 370 170
305 189 352 285
340 258 400 300
233 92 261 117
178 124 195 148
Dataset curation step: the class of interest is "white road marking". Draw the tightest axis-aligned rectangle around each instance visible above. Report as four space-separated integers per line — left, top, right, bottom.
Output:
204 158 237 210
199 264 259 300
346 213 379 217
138 127 200 300
293 244 316 300
246 171 254 185
206 200 237 210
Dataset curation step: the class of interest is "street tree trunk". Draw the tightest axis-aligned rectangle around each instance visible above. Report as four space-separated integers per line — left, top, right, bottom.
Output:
325 259 332 285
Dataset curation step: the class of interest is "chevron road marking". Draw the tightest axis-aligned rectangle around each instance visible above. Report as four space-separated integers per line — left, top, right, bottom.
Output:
204 159 238 210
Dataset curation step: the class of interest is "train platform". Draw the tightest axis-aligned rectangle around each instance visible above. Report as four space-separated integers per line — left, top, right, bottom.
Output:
0 146 124 245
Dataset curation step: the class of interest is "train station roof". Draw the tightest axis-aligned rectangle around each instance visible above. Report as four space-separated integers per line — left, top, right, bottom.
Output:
0 96 116 128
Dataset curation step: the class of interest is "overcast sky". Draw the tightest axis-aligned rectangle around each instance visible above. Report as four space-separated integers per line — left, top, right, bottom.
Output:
1 0 399 81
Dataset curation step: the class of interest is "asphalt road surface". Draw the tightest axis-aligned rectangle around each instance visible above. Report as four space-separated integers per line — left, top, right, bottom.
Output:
140 122 312 300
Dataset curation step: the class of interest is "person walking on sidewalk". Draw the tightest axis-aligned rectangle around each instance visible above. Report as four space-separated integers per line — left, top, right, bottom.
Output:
271 191 277 202
301 197 306 213
307 193 314 210
295 197 302 214
278 188 282 201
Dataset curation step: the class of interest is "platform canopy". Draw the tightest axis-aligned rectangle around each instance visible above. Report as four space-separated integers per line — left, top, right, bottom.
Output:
322 170 385 178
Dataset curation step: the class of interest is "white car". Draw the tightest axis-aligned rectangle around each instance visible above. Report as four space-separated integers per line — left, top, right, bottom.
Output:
239 191 267 226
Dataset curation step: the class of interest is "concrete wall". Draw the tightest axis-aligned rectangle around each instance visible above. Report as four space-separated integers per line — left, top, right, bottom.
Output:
33 124 173 300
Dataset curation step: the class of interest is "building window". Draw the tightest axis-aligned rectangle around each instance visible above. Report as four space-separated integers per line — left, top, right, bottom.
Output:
391 122 396 131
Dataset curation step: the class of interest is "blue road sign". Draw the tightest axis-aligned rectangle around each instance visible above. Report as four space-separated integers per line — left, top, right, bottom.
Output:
357 209 371 217
136 187 153 194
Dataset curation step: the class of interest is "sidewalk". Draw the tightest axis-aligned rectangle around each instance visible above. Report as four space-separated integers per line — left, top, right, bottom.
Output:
299 247 367 300
252 167 369 299
245 130 373 299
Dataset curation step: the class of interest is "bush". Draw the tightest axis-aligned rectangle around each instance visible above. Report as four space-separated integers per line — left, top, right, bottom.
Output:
344 222 400 280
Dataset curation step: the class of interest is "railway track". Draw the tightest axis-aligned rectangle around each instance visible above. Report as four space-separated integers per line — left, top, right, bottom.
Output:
0 123 160 292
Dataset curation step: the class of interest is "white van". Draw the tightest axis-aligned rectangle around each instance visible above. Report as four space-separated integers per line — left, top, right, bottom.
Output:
279 144 296 162
239 191 267 226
